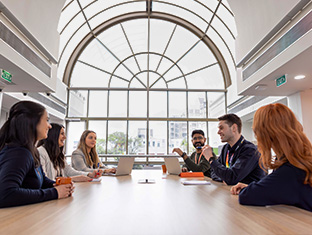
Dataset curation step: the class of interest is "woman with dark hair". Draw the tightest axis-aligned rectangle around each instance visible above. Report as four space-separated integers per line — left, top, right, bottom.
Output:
0 101 74 208
72 130 116 174
229 103 312 211
37 123 101 181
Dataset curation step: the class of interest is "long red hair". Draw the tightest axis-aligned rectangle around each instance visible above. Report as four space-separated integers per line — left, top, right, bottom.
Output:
253 103 312 186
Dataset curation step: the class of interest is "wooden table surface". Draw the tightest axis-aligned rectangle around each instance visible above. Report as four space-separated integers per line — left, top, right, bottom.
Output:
1 170 312 235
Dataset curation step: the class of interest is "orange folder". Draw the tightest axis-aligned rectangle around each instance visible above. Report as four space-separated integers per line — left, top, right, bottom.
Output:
179 172 204 177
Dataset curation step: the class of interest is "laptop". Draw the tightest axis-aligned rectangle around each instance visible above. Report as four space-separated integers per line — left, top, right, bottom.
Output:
164 157 182 175
107 157 135 176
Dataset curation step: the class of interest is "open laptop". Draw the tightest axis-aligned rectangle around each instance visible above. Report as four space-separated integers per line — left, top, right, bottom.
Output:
164 157 182 175
106 157 135 176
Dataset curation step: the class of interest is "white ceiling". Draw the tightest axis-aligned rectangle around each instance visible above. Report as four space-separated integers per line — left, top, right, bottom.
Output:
240 44 312 96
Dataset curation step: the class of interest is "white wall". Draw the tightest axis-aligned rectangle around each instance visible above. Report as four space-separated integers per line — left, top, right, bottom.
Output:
300 89 312 142
1 0 65 59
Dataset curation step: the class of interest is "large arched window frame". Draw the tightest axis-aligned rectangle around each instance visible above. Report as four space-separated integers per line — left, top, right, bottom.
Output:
59 1 237 163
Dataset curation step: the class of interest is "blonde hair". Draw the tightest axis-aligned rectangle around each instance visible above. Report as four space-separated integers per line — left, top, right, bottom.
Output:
77 130 102 168
253 103 312 186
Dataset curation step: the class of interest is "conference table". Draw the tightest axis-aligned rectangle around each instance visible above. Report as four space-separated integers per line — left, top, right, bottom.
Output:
1 170 312 235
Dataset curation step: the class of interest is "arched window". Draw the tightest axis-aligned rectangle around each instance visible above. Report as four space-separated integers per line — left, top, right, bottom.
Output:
58 1 237 162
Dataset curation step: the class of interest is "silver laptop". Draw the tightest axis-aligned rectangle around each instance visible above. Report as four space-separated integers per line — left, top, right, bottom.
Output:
107 157 135 176
164 157 182 175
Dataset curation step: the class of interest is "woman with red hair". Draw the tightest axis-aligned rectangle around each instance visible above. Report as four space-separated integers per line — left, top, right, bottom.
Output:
230 103 312 211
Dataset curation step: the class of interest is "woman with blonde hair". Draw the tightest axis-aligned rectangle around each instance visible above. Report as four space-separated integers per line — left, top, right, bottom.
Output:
37 123 101 181
230 103 312 211
72 130 116 174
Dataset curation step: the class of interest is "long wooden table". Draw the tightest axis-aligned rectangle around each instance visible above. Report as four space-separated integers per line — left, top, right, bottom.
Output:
1 170 312 235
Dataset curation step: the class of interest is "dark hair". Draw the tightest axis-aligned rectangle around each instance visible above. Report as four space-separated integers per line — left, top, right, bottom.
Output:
191 129 205 138
37 123 65 170
0 101 46 167
218 113 242 133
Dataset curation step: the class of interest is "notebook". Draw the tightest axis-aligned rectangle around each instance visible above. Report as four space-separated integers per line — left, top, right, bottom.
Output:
164 157 182 175
106 157 135 176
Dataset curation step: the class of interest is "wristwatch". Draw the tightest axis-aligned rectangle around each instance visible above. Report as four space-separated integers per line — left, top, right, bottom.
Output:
181 152 187 159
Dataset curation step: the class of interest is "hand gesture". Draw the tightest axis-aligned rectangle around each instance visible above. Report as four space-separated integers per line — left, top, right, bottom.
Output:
172 148 183 156
230 182 248 195
201 145 213 160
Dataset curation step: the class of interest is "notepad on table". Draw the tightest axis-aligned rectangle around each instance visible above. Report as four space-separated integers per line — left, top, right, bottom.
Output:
91 178 102 182
181 180 211 185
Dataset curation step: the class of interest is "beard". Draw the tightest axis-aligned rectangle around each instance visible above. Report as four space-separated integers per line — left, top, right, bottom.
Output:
193 141 204 148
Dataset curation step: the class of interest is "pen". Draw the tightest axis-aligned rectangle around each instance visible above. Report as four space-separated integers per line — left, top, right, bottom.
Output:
96 163 100 176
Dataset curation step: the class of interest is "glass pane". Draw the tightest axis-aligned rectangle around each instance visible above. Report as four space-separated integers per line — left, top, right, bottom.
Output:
108 91 127 117
207 92 226 118
128 121 146 155
89 121 107 155
68 90 88 117
107 121 127 155
58 1 80 33
189 122 207 154
129 91 147 117
119 19 148 60
149 72 167 89
217 4 237 37
150 20 176 56
162 25 198 62
89 91 108 117
153 1 212 33
70 60 110 87
177 40 217 74
169 121 187 154
149 91 167 117
66 121 85 155
58 24 90 80
188 92 206 118
186 64 224 89
87 2 146 29
169 92 186 118
149 121 167 155
208 121 224 155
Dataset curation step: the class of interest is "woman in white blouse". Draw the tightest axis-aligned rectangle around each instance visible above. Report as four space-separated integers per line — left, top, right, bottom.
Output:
37 123 102 181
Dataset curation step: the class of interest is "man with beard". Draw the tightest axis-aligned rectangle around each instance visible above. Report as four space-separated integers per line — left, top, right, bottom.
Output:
202 114 265 185
172 130 214 177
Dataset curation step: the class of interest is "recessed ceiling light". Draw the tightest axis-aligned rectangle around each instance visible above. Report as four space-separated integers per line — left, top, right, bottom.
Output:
294 75 305 80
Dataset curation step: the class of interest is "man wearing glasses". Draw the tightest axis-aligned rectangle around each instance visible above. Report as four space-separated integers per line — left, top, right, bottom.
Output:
172 130 214 177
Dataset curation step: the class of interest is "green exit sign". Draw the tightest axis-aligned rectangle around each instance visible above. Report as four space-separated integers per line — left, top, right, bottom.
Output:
276 74 287 87
1 69 12 83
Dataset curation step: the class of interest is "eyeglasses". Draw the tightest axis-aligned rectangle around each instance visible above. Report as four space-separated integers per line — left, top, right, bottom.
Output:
192 136 204 141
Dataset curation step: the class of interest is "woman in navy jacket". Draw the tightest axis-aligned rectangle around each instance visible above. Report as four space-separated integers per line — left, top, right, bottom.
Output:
230 103 312 211
0 101 74 208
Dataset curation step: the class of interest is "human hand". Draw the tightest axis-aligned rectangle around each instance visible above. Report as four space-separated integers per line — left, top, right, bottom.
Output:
182 167 188 172
201 145 213 160
104 168 116 174
72 175 92 182
88 169 103 178
230 182 248 195
55 183 75 199
172 148 183 157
